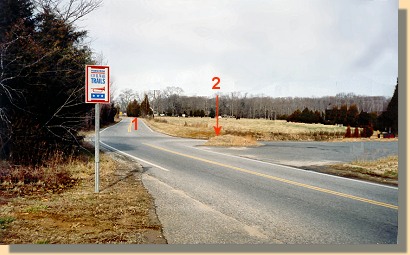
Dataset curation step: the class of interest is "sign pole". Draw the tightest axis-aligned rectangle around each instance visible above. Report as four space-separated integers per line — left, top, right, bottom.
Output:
85 65 109 194
95 103 100 193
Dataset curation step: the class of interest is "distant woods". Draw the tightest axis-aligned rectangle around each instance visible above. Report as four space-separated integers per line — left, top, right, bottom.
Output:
0 0 115 165
118 79 399 136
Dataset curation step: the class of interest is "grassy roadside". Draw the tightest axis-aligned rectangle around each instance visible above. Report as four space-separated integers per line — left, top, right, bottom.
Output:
0 143 166 244
303 155 398 186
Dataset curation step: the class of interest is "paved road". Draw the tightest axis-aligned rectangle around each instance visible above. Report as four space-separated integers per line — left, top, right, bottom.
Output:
204 140 398 167
99 118 398 244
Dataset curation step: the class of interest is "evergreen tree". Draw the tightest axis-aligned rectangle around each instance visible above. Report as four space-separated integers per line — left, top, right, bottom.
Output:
326 105 339 125
338 105 348 126
287 109 301 122
126 99 140 117
209 108 215 118
345 125 352 138
357 111 371 127
140 94 153 117
0 0 34 41
377 78 398 134
0 1 97 165
346 104 359 126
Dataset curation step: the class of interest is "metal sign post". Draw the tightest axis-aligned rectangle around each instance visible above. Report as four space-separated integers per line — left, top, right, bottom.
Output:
94 103 100 193
85 65 110 193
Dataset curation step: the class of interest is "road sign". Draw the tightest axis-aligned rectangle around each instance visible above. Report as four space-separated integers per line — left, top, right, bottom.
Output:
85 65 110 103
85 65 110 193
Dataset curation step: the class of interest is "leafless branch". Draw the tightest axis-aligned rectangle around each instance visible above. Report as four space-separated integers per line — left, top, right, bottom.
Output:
34 0 103 24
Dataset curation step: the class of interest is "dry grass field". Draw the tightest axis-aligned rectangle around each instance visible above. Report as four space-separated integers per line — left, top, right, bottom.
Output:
147 116 347 141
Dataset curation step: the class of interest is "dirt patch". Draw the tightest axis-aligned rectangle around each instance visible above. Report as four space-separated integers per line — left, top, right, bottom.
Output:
0 151 166 244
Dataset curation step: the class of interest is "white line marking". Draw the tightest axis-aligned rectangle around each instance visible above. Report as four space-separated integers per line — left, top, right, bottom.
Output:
140 119 154 132
100 119 123 133
191 146 398 190
100 141 170 172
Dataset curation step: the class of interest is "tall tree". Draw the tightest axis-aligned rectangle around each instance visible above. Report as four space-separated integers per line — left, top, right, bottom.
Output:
0 0 98 164
0 0 34 41
0 0 35 159
378 78 398 134
140 94 153 117
346 104 359 126
126 99 140 117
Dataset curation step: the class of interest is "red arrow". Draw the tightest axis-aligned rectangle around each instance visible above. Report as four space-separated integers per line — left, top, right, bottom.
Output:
132 117 138 130
213 95 222 136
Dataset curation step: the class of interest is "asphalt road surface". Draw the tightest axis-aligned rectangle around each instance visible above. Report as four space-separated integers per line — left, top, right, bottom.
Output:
99 118 398 244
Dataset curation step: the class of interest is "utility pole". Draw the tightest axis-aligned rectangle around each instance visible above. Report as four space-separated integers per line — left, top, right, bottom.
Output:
150 89 160 116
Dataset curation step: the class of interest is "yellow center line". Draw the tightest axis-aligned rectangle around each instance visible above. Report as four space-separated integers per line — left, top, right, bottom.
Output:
142 143 398 210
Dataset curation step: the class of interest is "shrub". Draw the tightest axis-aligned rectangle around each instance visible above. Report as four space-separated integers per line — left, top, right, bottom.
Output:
353 127 360 138
345 126 352 138
361 125 374 138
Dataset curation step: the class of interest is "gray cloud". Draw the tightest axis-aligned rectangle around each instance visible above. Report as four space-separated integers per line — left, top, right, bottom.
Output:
79 0 398 98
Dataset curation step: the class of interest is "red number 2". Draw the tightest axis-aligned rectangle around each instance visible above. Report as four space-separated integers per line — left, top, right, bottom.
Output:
212 77 220 90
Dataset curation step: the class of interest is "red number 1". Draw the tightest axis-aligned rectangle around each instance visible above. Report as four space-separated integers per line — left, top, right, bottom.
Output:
132 117 138 130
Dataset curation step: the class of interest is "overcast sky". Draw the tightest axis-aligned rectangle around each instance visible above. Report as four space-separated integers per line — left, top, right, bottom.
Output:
78 0 398 99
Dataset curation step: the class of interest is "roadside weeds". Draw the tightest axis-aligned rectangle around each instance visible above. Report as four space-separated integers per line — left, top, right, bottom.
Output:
0 146 166 244
303 155 398 187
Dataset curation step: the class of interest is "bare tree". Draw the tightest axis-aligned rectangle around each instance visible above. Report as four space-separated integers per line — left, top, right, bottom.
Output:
116 89 136 112
34 0 103 24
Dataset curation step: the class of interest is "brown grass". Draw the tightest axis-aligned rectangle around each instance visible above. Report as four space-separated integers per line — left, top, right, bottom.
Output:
147 117 347 142
205 135 260 147
0 147 166 244
0 151 78 196
305 155 398 186
330 155 398 179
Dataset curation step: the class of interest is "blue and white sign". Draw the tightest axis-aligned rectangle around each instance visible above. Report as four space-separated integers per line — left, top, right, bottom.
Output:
86 65 110 103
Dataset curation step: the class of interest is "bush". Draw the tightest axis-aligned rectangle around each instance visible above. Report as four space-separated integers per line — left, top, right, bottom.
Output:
361 125 374 138
353 127 360 138
345 126 352 138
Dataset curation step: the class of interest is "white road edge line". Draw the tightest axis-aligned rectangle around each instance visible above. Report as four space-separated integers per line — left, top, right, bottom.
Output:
140 119 154 132
100 119 123 134
191 146 398 190
100 141 170 172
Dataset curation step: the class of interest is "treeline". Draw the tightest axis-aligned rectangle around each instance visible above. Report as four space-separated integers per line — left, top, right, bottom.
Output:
0 0 112 165
284 104 377 127
115 80 398 134
283 105 376 137
285 108 324 124
117 88 391 119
